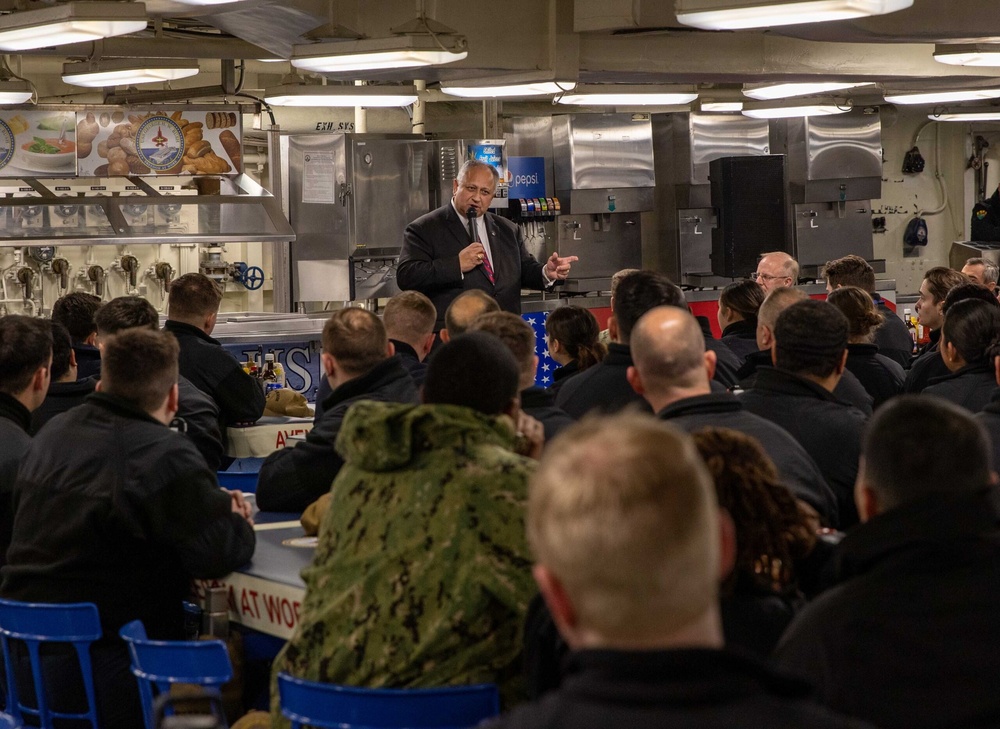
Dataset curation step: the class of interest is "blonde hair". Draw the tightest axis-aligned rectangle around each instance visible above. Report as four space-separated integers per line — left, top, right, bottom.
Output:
757 287 807 330
528 413 719 640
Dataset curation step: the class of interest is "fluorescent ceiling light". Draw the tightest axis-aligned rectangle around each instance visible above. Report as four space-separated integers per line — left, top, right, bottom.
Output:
743 98 851 118
0 2 147 52
675 0 913 30
441 81 575 99
885 88 1000 105
928 108 1000 122
0 78 32 104
556 85 698 106
744 81 873 100
934 43 1000 67
291 36 466 74
264 84 418 107
62 58 199 88
699 101 744 111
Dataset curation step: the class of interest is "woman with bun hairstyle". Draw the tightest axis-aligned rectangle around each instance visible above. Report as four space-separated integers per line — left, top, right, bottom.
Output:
545 306 606 395
827 286 904 409
924 297 1000 413
718 280 765 362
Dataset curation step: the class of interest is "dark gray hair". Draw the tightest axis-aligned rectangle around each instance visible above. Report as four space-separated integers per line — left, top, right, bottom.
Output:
965 257 1000 286
457 158 500 189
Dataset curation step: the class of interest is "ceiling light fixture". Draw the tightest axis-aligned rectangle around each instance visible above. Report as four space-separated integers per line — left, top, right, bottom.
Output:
62 58 200 88
291 18 467 74
742 97 851 118
263 84 418 107
675 0 913 30
0 78 33 104
0 2 148 52
556 84 698 106
441 81 575 99
927 107 1000 122
743 81 873 100
699 101 744 112
884 88 1000 105
933 43 1000 67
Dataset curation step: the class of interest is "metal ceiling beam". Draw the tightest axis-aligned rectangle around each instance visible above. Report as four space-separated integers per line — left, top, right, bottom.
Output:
18 35 276 60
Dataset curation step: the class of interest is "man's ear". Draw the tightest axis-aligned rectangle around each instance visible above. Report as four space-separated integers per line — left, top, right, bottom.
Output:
836 348 848 376
756 323 773 351
31 365 48 394
386 340 395 358
994 355 1000 387
204 311 218 334
717 510 737 582
770 340 778 367
320 351 336 379
84 331 98 347
704 349 717 382
533 564 582 649
440 328 451 344
166 382 180 416
69 349 78 368
608 316 619 344
419 332 436 359
626 365 644 396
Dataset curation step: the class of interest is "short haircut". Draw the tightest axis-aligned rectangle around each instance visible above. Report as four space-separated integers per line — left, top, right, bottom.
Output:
101 328 178 413
95 296 158 335
823 254 876 292
610 268 641 301
942 299 1000 364
383 291 436 341
167 273 223 320
613 271 686 344
0 316 52 395
630 307 707 392
774 299 848 378
862 395 991 510
50 321 74 381
322 307 388 377
444 290 500 335
719 280 765 323
545 306 606 371
759 251 799 280
423 332 519 415
528 413 718 640
51 292 102 343
692 427 813 595
964 257 1000 286
467 311 536 379
923 267 969 305
457 158 499 189
942 282 1000 315
827 286 884 342
757 287 807 330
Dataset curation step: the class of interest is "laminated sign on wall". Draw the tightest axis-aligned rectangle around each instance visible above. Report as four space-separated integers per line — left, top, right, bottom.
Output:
76 107 242 177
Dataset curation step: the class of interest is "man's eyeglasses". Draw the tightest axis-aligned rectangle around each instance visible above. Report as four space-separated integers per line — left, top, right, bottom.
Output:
751 272 789 282
462 184 495 198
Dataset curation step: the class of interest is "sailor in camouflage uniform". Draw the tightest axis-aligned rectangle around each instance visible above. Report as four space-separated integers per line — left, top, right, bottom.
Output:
270 334 538 726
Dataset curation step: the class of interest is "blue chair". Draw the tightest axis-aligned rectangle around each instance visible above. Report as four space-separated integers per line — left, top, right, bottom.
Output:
277 673 500 729
119 620 233 729
0 598 102 729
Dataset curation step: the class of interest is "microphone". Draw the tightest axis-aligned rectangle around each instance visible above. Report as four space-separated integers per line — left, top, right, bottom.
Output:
466 207 478 244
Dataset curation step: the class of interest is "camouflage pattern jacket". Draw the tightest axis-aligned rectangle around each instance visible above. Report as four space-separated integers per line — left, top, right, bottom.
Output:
270 401 536 725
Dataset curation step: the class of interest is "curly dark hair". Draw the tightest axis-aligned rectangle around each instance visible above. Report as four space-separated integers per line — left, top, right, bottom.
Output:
691 427 816 595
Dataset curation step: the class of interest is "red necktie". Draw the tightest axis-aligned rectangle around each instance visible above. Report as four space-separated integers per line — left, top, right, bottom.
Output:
468 217 495 284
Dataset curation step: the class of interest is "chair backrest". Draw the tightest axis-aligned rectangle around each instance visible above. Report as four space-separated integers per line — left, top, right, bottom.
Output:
277 673 500 729
0 598 102 729
119 620 233 729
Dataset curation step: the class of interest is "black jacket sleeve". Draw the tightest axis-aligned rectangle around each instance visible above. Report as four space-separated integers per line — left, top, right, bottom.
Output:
215 366 266 425
396 218 464 292
140 457 255 578
255 404 347 512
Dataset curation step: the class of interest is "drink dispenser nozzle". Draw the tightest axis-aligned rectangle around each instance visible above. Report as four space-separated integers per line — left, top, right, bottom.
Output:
50 258 70 290
87 265 105 298
15 267 33 300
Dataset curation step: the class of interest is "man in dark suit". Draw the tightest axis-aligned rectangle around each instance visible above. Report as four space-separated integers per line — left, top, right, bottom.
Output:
398 159 577 329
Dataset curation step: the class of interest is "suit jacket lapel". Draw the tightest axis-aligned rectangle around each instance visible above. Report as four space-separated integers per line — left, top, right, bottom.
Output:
445 203 473 248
